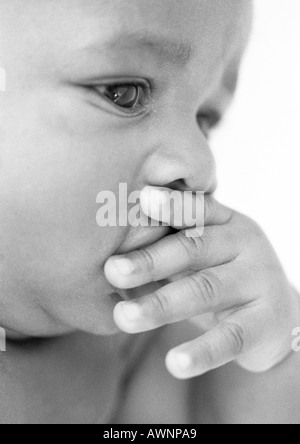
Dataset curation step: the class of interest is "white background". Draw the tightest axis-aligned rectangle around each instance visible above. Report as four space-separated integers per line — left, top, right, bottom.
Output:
213 0 300 288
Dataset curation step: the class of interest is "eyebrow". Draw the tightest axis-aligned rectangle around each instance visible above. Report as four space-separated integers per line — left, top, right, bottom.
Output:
87 32 193 67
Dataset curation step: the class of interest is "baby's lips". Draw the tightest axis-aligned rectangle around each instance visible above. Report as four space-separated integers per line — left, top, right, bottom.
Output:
113 281 164 304
126 281 164 299
117 224 171 255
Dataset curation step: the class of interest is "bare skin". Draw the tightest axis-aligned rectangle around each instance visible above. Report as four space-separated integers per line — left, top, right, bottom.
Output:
1 0 300 424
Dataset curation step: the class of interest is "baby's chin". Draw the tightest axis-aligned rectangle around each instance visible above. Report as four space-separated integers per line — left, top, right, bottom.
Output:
16 227 173 339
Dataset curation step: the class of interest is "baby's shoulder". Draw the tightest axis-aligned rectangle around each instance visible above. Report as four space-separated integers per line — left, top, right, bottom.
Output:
116 323 198 424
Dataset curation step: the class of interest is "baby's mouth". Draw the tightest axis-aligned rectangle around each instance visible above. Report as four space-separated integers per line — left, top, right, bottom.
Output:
113 225 176 301
116 225 174 255
119 280 166 302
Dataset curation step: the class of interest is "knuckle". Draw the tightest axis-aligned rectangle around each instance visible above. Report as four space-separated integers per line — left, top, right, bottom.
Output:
178 230 210 266
220 321 245 356
131 248 155 276
195 271 220 308
149 290 172 320
204 196 214 222
184 275 203 303
201 338 221 369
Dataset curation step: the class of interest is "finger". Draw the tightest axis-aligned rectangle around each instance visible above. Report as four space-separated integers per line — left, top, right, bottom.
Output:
113 264 252 334
140 186 233 229
166 307 260 379
105 222 241 290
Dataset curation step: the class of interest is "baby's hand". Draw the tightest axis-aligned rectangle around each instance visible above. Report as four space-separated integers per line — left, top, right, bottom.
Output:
105 187 300 379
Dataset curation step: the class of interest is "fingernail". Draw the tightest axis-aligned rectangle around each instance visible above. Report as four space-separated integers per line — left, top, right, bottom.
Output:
119 302 143 322
110 257 135 276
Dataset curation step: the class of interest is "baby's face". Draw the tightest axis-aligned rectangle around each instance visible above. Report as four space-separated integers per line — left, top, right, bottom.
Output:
0 0 252 336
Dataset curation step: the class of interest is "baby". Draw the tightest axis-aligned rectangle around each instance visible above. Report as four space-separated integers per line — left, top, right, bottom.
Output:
0 0 300 424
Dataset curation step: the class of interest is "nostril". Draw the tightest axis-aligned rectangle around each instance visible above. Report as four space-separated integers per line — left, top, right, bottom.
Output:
165 179 188 192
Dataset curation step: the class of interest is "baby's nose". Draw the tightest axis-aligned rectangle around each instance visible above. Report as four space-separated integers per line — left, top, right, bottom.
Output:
143 122 217 194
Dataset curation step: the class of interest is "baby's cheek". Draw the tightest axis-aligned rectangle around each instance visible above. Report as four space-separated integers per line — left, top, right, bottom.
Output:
2 87 141 284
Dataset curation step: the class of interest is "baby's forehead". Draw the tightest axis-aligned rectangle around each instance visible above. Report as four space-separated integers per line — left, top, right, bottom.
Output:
1 0 251 50
0 0 251 95
85 0 249 53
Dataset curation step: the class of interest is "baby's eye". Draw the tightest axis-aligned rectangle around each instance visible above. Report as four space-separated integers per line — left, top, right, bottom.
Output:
97 83 146 111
